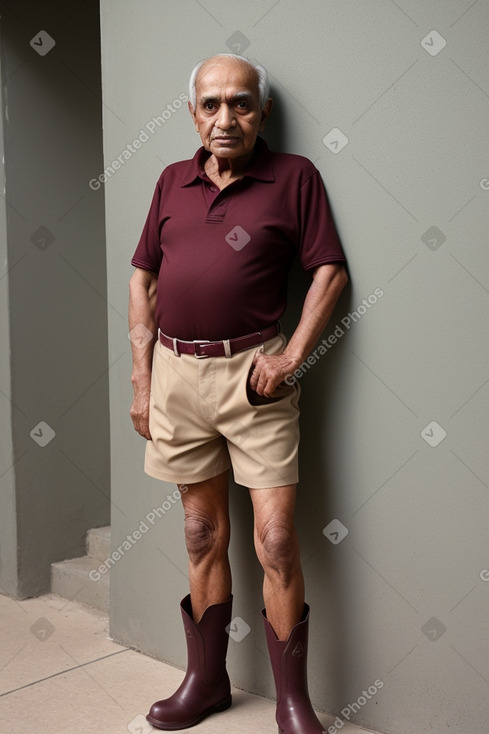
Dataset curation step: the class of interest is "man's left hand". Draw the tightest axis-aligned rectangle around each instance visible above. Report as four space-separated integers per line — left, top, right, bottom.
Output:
249 350 297 397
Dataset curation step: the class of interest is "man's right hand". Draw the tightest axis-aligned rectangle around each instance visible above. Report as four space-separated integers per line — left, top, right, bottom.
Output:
130 383 152 440
128 268 158 440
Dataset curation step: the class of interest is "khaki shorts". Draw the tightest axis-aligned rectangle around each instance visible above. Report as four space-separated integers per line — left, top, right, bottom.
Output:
145 333 301 488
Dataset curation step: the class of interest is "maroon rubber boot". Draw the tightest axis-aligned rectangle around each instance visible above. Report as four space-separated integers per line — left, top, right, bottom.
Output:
262 604 326 733
146 594 233 730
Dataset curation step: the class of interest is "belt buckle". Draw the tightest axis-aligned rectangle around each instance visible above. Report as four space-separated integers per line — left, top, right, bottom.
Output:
193 340 210 359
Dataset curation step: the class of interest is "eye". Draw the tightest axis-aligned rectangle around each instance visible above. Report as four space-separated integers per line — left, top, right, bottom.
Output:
236 100 248 110
203 102 216 111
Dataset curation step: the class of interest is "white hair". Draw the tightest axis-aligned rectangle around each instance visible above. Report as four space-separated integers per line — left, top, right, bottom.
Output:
188 53 270 109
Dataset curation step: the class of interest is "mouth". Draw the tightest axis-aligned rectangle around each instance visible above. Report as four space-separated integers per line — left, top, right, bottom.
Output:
212 137 241 143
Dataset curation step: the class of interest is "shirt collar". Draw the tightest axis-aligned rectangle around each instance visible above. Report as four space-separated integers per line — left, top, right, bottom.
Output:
180 136 275 187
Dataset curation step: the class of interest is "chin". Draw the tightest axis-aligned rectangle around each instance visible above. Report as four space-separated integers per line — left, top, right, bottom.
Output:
213 147 244 158
212 145 247 158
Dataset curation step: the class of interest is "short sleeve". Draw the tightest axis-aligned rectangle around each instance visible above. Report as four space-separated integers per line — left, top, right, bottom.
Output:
131 178 164 273
299 170 346 271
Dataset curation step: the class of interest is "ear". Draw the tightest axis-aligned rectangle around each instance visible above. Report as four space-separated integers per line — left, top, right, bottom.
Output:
259 98 273 132
188 100 199 132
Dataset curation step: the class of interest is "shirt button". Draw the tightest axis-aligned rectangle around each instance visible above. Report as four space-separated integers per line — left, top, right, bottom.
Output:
209 186 217 192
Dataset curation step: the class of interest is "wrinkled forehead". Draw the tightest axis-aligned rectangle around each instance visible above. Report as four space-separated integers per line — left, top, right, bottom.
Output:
195 58 260 102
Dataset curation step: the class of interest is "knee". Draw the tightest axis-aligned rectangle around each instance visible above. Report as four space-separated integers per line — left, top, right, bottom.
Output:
257 520 299 580
185 508 230 565
184 513 216 564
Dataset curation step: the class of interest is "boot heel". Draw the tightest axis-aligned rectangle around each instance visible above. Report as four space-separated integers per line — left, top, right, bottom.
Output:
212 694 232 713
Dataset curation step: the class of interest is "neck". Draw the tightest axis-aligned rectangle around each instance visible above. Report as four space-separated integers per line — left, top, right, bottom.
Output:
205 149 255 181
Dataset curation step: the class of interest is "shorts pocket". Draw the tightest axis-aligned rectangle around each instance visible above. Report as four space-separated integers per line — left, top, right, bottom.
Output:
245 336 299 407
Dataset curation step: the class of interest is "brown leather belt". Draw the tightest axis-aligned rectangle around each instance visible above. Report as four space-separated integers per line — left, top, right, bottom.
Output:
159 323 280 358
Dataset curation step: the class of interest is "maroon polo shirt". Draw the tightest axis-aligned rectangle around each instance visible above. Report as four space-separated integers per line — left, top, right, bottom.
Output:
131 137 346 340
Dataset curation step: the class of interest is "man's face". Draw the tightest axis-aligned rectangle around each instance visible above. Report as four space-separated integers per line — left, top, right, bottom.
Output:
189 57 272 161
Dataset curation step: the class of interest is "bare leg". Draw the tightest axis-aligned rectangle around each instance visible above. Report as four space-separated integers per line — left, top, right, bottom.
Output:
146 470 233 728
249 484 304 640
180 470 231 622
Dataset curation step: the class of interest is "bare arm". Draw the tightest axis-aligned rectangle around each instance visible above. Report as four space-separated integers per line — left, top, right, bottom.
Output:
249 263 348 396
129 267 158 439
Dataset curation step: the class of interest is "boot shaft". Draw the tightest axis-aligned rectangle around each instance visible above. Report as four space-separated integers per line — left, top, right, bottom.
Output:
262 604 311 702
262 604 326 732
181 594 233 685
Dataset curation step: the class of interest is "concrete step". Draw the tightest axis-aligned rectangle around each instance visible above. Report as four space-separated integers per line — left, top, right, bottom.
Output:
51 526 111 613
51 556 109 612
87 525 111 562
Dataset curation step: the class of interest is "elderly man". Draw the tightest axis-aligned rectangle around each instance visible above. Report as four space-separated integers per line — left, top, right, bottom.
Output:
129 53 347 733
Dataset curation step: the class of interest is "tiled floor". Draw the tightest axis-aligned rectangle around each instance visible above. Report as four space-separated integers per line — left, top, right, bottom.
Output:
0 593 376 734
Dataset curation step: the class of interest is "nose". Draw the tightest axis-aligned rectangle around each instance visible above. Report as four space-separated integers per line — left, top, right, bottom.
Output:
216 103 236 130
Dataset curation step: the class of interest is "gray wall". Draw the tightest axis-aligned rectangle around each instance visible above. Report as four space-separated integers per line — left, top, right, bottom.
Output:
0 44 17 597
101 2 489 733
0 0 110 597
